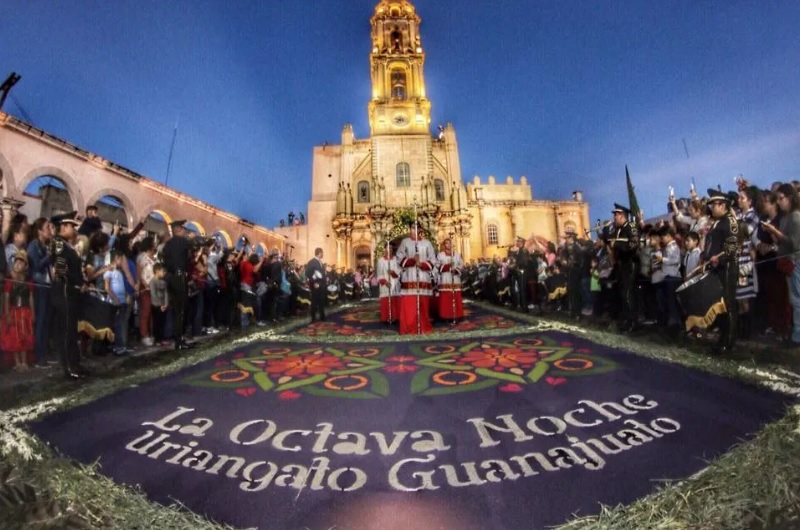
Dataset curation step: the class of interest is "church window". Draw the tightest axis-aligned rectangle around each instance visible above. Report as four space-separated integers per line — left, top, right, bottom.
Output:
396 162 411 188
434 179 445 202
390 27 403 51
391 69 407 101
487 224 499 245
357 181 370 203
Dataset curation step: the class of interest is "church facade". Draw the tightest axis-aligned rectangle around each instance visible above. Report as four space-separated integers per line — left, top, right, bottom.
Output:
279 0 590 269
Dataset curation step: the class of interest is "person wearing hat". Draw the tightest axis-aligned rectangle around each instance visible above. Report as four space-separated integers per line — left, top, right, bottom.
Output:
395 219 436 334
49 211 85 379
507 235 532 312
162 220 192 350
703 189 740 354
608 203 639 332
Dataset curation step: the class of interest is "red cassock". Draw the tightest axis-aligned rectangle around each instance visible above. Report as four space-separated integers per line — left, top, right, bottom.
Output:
395 236 435 335
437 251 464 320
376 256 401 323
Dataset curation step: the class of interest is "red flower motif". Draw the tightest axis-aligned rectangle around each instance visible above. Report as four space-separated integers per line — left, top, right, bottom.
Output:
235 387 256 397
384 364 419 373
215 360 229 367
278 390 301 400
233 352 245 359
387 355 416 363
499 383 523 392
560 342 573 347
546 376 567 386
457 348 540 370
265 354 345 377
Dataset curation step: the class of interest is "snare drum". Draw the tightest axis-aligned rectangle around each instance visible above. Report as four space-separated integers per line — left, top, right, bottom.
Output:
675 271 727 331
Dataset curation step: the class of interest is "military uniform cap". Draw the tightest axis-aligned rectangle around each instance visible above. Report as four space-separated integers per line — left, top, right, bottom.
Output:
706 189 730 203
50 211 80 226
611 203 631 215
170 219 187 228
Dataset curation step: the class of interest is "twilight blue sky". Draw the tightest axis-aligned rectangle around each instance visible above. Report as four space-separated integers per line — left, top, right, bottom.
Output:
2 0 799 228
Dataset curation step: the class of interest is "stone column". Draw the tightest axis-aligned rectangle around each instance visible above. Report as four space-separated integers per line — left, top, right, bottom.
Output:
1 198 25 243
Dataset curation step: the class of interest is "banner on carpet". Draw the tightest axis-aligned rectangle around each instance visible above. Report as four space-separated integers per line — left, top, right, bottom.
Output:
126 393 677 493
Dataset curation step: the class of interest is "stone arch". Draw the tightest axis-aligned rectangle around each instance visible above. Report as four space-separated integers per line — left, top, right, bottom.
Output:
353 244 371 271
212 230 233 248
18 166 83 213
0 151 17 198
184 221 206 236
140 206 173 225
140 208 172 238
85 187 136 227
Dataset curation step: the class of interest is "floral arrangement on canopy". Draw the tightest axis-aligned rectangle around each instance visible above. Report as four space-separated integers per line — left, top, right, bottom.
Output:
374 207 438 262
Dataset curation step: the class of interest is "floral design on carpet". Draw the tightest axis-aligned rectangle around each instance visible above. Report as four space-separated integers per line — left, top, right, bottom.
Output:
183 335 619 399
293 303 521 336
408 336 619 396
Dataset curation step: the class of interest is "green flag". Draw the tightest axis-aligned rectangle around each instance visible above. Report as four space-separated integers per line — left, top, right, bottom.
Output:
625 165 643 221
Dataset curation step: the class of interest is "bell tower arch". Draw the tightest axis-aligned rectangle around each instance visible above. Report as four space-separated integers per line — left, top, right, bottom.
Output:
368 1 431 136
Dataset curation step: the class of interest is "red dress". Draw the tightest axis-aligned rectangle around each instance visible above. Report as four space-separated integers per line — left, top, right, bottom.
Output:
1 279 35 364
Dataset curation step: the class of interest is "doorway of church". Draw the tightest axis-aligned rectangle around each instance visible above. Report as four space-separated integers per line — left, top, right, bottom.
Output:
353 245 371 272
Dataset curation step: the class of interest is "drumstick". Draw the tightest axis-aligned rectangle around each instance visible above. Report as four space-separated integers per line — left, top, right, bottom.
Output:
688 251 725 278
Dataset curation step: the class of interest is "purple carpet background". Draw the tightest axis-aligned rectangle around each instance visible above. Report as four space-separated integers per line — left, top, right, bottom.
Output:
30 331 792 530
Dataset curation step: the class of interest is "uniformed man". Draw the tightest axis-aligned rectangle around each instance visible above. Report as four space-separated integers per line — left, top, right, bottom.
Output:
305 247 326 322
49 211 84 379
608 203 639 332
162 220 192 350
507 235 531 312
703 189 739 354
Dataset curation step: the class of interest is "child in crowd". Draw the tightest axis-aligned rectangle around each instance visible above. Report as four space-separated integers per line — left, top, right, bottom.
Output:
104 250 131 355
683 232 702 280
150 263 170 346
1 251 35 371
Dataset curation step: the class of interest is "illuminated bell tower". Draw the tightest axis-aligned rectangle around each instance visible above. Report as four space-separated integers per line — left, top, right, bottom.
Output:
368 0 432 136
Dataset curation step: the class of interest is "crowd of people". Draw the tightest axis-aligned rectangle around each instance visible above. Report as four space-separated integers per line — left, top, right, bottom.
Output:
459 179 800 355
0 205 329 379
2 178 798 378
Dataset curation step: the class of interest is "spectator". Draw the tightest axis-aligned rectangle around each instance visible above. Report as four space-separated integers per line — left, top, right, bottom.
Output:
5 224 28 265
150 263 170 346
104 250 131 355
26 218 53 368
2 251 34 371
78 205 103 236
137 237 157 347
765 184 800 346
